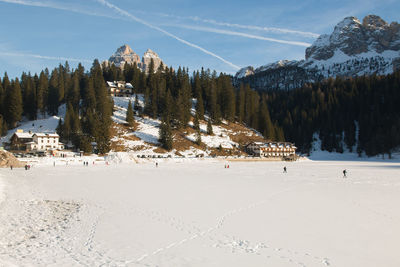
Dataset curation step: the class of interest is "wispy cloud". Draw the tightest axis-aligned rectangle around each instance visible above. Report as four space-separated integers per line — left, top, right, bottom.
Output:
0 0 121 20
95 0 241 70
154 13 320 39
165 24 312 47
0 51 92 63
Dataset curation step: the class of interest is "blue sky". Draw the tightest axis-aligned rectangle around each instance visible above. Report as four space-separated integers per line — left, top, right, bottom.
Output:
0 0 399 78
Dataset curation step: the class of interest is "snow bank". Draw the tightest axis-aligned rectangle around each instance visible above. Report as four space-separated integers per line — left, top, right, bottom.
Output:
105 152 138 164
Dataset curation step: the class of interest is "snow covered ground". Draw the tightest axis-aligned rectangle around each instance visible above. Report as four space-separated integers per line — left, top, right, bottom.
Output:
0 160 399 266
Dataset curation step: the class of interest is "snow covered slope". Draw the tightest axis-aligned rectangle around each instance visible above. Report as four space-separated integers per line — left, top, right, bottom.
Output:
111 96 263 157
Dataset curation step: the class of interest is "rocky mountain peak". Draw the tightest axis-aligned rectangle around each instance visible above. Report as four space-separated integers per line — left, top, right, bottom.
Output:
116 44 134 55
362 15 388 29
109 44 140 67
142 48 164 72
234 66 254 79
143 49 159 58
305 15 400 61
107 45 165 73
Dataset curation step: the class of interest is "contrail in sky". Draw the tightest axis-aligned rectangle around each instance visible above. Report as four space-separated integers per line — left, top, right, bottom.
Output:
0 0 118 19
166 24 312 47
0 51 92 63
94 0 241 70
155 13 320 39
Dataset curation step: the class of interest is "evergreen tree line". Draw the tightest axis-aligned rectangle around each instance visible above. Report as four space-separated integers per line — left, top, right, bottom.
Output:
261 70 400 157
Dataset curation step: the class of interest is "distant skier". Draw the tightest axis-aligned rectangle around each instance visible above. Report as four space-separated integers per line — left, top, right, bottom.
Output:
283 166 287 173
156 162 158 167
343 169 347 178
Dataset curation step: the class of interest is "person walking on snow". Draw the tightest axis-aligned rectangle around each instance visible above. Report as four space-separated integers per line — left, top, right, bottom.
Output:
343 169 347 178
283 166 287 173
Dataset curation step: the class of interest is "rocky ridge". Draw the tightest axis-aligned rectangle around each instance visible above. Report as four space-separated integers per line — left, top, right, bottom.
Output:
235 15 400 91
105 44 165 73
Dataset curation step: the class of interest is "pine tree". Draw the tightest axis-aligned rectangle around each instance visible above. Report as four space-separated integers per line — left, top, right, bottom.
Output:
5 78 23 128
207 118 213 135
195 128 202 146
236 84 245 123
196 94 204 120
134 94 140 113
1 73 11 117
56 117 63 139
62 103 74 142
47 69 60 115
91 59 112 154
79 135 93 154
0 78 5 116
57 64 65 103
126 100 135 127
0 115 3 136
193 112 200 131
21 72 37 120
144 87 151 116
1 117 7 136
159 113 173 151
37 71 48 117
82 76 96 114
68 72 80 109
259 98 275 141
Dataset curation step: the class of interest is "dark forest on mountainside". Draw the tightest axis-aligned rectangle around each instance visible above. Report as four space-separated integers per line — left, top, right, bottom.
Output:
1 58 399 157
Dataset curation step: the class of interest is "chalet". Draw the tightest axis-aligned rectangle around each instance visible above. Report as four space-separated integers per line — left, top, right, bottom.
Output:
245 141 297 158
107 81 134 97
9 130 64 152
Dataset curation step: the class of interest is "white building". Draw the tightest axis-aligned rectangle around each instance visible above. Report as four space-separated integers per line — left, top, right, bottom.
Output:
246 141 297 158
107 81 134 97
10 130 64 152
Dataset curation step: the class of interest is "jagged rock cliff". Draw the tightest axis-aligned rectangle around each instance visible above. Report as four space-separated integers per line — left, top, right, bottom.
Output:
141 49 164 73
105 45 165 73
108 44 141 67
235 15 400 91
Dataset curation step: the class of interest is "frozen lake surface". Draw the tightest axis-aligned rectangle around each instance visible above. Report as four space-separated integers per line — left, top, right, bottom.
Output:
0 160 399 266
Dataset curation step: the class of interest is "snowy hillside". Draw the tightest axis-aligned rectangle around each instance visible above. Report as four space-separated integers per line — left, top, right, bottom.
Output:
111 96 263 157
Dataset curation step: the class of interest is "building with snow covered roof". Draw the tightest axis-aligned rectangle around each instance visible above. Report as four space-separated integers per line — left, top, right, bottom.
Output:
9 129 64 152
107 81 134 97
245 141 296 158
